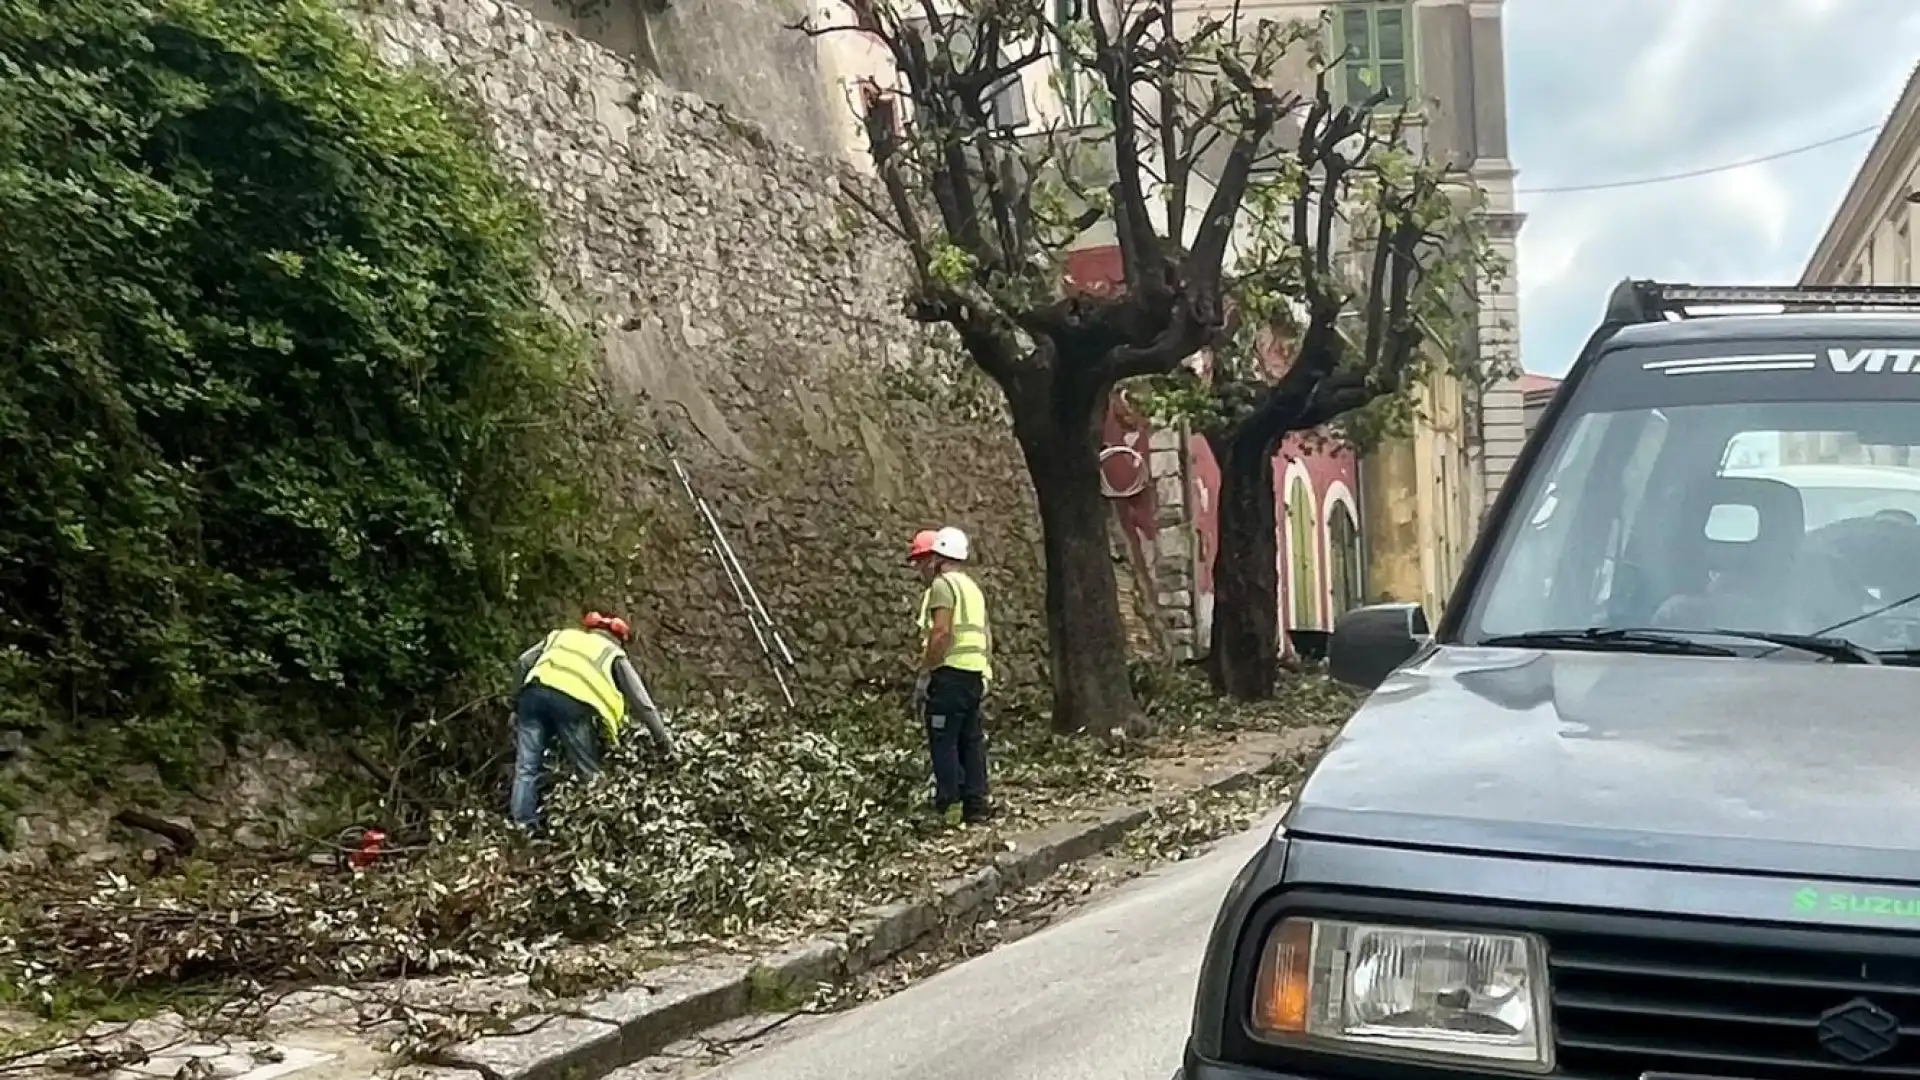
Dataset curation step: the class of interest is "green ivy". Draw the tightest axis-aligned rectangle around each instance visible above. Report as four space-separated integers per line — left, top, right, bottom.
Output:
0 0 609 769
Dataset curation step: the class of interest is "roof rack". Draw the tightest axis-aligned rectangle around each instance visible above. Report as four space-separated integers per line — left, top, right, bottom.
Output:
1604 279 1920 325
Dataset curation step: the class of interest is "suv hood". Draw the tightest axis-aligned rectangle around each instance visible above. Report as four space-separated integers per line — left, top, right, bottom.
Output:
1289 645 1920 882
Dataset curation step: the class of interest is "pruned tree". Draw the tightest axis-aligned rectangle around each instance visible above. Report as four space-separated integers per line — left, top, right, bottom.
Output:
796 0 1316 734
1141 60 1505 700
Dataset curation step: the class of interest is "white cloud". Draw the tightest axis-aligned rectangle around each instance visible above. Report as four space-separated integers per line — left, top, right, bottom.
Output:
1708 162 1794 252
1613 0 1726 147
1509 0 1920 375
1789 0 1845 19
1515 199 1598 298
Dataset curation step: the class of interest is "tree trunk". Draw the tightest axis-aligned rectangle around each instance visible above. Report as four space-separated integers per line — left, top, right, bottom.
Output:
1206 428 1280 700
1008 387 1146 736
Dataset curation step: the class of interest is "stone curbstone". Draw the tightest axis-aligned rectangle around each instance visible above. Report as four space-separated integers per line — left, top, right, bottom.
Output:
749 937 849 998
842 899 940 972
993 804 1152 892
435 1014 624 1080
438 740 1306 1080
580 966 752 1062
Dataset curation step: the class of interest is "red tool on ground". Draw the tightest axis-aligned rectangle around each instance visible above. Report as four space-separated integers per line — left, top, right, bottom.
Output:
335 825 387 871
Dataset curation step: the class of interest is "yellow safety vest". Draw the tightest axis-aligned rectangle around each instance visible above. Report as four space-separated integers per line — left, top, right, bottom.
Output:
526 628 628 741
918 570 993 681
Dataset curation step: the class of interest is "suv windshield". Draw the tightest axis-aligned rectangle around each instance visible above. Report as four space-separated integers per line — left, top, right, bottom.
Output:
1462 370 1920 657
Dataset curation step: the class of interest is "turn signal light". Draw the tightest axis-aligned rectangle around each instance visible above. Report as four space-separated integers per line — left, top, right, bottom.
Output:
1252 918 1312 1033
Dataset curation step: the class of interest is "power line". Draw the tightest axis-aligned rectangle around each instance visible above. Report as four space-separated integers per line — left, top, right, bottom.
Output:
1516 124 1879 195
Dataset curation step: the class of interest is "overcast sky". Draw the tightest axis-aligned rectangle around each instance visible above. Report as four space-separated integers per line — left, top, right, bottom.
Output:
1509 0 1920 376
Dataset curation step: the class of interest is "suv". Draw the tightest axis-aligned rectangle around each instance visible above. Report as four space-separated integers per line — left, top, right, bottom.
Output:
1179 281 1920 1080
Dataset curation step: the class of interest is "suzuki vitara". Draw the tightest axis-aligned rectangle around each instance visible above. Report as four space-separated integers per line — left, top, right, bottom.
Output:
1180 281 1920 1080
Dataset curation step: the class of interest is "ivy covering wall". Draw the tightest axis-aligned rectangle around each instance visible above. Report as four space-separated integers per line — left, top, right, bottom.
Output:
0 0 611 776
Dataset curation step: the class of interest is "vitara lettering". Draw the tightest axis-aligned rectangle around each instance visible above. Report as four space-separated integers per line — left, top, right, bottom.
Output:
1827 346 1920 373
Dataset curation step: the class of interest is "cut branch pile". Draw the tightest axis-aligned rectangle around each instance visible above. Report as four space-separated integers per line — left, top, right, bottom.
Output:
0 679 1356 1006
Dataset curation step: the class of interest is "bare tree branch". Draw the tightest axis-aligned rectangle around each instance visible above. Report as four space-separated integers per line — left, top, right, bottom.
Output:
800 0 1412 413
1087 1 1161 293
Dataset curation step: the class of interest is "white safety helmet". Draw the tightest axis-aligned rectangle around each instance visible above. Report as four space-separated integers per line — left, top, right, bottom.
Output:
931 526 970 561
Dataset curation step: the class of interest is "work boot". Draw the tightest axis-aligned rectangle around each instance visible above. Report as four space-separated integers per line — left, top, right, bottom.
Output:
963 801 994 825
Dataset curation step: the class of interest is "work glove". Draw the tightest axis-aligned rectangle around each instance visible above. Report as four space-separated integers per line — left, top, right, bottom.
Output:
910 672 931 716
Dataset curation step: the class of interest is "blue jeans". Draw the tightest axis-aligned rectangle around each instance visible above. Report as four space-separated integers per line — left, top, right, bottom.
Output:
510 684 604 827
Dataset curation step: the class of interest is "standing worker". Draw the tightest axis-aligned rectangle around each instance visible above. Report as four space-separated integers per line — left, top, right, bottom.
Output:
508 611 673 828
907 526 994 826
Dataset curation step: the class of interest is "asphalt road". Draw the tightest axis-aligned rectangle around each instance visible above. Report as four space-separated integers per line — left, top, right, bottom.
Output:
690 808 1286 1080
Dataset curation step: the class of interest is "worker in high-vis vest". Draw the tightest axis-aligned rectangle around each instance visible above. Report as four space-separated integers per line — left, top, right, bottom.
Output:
508 611 672 827
907 526 994 826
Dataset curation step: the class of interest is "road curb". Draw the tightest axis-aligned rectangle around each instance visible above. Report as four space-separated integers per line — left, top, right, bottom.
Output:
432 735 1313 1080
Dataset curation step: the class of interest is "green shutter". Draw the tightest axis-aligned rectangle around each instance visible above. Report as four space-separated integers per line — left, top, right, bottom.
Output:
1333 3 1414 106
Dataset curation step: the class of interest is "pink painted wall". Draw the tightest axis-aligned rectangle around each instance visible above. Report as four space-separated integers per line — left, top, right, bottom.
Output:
1101 391 1157 542
1272 434 1360 633
1066 244 1364 656
1177 434 1357 648
1068 248 1162 571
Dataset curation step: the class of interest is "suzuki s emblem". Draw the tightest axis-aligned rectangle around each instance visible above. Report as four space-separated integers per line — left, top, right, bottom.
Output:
1818 997 1901 1063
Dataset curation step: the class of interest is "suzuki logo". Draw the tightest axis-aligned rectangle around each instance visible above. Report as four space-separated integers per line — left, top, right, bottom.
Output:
1818 997 1901 1063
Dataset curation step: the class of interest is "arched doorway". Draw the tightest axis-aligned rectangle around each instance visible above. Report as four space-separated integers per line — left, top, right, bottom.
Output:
1327 501 1362 618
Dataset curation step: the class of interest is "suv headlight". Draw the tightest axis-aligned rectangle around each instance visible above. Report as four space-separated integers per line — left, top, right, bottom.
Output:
1250 918 1552 1071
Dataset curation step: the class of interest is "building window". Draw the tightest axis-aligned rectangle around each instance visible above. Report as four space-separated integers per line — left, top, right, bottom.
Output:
1049 0 1114 129
1897 210 1912 282
903 16 1031 131
1335 3 1412 106
1053 0 1078 120
859 80 903 140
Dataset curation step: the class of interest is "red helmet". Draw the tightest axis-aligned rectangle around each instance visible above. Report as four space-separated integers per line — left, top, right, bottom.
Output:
582 611 631 642
907 528 938 563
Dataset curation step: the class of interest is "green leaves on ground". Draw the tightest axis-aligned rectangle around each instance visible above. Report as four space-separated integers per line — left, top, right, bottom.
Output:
0 684 1353 1008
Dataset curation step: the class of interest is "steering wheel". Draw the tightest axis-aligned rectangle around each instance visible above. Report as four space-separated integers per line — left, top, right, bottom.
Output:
1795 518 1920 641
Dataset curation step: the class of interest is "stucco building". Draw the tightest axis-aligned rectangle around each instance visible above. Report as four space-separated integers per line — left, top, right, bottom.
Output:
1090 1 1525 647
1520 372 1561 440
1135 0 1527 633
1797 62 1920 466
1802 63 1920 289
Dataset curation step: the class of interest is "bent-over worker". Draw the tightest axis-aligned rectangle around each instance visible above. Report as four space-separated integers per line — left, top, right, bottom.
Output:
907 526 994 826
509 611 670 827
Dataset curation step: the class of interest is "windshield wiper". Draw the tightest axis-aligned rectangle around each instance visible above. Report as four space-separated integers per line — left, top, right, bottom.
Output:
1698 628 1883 665
1482 627 1883 664
1478 628 1739 657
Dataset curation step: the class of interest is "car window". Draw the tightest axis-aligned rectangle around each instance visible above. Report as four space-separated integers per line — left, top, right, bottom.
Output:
1805 488 1920 528
1463 398 1920 653
1476 409 1669 634
1719 437 1920 529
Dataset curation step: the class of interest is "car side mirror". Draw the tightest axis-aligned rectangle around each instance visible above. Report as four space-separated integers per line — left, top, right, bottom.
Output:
1327 602 1431 690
